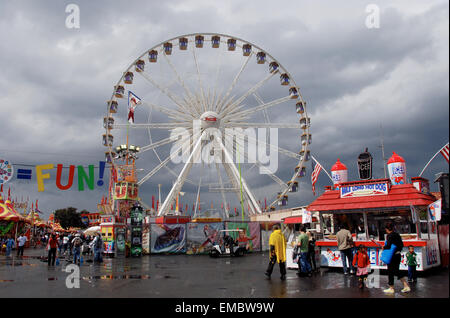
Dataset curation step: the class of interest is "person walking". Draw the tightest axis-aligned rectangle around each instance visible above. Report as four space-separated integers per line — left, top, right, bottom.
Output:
296 226 312 277
47 234 58 266
307 231 318 273
62 235 69 255
5 235 15 257
57 235 63 255
72 234 83 265
67 233 74 256
265 224 287 280
382 222 410 294
336 224 354 275
16 234 27 257
91 233 104 263
406 245 418 283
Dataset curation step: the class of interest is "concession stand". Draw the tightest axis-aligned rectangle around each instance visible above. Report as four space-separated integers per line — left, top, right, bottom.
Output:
282 214 320 269
307 178 441 271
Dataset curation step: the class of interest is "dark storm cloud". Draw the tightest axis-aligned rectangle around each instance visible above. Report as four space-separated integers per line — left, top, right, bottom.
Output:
0 0 448 218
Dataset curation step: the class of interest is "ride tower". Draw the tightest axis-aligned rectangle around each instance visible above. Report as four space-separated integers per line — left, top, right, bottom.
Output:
102 143 141 257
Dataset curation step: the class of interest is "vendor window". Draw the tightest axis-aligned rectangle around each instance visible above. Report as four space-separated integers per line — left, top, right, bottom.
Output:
366 210 417 241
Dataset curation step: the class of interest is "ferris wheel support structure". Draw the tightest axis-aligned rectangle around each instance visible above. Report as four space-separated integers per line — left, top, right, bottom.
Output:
157 131 205 216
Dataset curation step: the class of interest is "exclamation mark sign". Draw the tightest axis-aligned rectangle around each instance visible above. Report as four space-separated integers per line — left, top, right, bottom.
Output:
97 161 106 187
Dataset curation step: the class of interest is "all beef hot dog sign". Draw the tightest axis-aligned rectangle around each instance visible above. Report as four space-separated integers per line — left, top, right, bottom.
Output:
340 181 389 198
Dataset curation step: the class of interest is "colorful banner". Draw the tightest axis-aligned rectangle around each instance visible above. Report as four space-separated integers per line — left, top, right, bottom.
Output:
13 161 106 192
319 246 433 271
186 222 223 254
115 227 126 256
225 222 260 252
428 199 442 222
142 223 150 254
130 206 143 256
0 159 13 185
302 209 312 224
248 222 261 251
151 224 186 253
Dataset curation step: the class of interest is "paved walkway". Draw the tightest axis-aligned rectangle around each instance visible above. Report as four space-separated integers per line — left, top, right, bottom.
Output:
0 248 448 298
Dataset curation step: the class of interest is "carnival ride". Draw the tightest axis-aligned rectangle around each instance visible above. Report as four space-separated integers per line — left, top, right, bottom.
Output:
102 33 311 220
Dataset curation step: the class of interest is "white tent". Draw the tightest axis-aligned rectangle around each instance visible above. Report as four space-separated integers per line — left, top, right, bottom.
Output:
83 226 101 236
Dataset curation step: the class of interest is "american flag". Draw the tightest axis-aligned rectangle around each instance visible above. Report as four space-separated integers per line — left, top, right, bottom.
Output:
440 142 449 163
311 161 322 195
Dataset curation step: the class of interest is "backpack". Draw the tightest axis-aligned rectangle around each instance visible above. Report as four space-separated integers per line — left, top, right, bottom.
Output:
74 238 81 247
95 237 103 249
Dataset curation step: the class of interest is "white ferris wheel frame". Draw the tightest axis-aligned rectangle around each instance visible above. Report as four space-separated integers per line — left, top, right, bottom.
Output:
104 33 311 217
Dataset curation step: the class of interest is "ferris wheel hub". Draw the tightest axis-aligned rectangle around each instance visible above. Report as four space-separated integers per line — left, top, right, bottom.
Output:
200 111 221 129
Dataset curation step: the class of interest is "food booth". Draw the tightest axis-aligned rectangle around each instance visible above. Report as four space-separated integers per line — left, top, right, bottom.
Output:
282 214 320 269
307 178 441 271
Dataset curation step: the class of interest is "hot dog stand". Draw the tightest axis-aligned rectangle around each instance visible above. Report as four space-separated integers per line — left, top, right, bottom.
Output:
307 178 441 271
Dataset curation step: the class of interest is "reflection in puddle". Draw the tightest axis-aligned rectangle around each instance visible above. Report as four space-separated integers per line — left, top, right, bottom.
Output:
82 274 150 281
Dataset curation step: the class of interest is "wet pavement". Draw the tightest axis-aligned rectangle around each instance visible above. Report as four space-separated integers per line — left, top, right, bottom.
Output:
0 248 448 298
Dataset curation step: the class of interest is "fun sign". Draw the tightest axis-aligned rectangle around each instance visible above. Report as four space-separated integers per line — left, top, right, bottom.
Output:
33 161 106 192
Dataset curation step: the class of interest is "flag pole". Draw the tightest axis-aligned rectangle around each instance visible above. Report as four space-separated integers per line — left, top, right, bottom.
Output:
419 142 449 177
311 155 333 183
237 143 245 222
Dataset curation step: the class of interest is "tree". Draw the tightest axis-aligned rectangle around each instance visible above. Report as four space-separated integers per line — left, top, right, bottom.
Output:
54 207 87 229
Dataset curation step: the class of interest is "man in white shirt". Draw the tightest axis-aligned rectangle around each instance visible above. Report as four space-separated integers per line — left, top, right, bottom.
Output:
16 235 27 257
63 236 69 254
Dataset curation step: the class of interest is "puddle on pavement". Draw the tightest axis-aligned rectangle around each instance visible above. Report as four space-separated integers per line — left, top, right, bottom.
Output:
82 274 150 281
0 262 39 267
0 277 58 282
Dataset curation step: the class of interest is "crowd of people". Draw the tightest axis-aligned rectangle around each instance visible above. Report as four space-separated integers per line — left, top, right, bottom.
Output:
1 231 104 267
46 232 104 266
264 224 318 281
264 222 413 293
0 234 28 257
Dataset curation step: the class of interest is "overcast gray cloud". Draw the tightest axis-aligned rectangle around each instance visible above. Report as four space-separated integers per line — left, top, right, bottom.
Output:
0 0 448 220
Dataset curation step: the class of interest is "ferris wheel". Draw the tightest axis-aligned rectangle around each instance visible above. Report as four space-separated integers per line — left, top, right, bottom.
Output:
103 33 311 218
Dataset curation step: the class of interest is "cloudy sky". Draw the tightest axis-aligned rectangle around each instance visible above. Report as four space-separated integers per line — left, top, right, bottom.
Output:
0 0 448 220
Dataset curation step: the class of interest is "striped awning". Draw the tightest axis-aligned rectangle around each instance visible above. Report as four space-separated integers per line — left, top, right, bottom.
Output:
0 203 20 222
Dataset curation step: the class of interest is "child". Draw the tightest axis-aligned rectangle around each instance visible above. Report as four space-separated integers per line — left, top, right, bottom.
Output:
406 245 417 283
352 245 371 289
